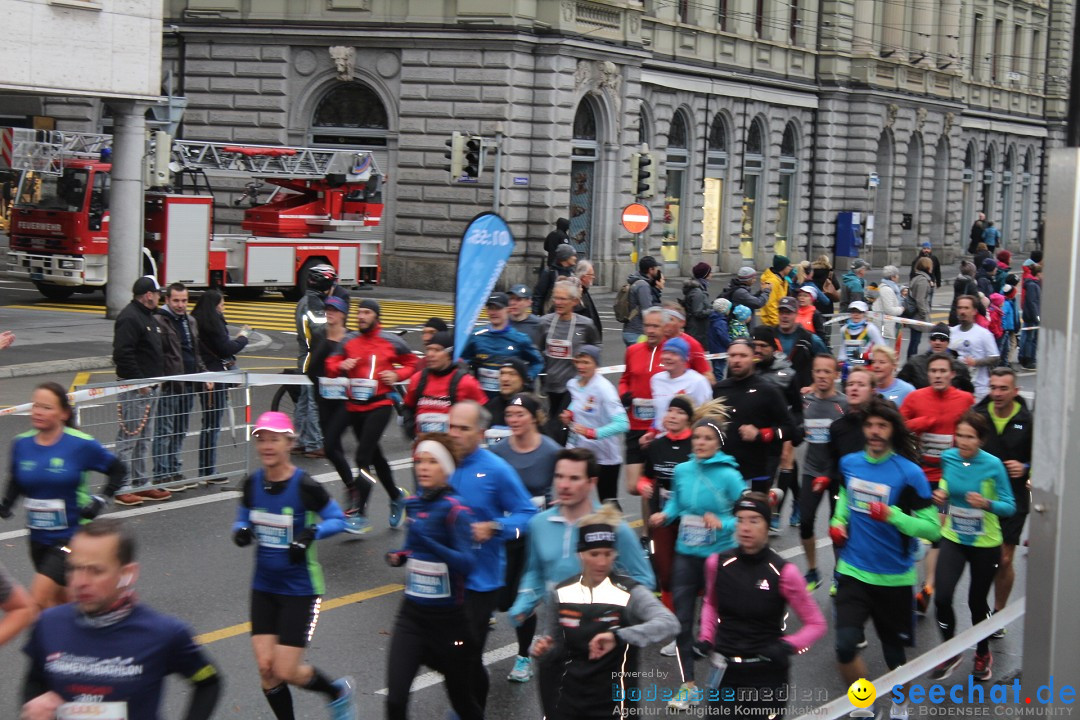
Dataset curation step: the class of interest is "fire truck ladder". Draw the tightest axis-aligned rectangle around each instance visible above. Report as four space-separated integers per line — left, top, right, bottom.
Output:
0 128 112 174
170 140 379 181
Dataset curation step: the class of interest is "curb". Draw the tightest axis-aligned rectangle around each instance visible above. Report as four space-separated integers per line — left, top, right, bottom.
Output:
0 356 114 379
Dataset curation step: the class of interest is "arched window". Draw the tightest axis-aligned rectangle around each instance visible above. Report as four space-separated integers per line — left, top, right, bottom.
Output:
740 118 767 262
570 98 601 257
663 111 691 266
982 145 996 219
961 142 977 239
904 134 924 246
1002 147 1016 245
638 108 651 148
668 112 688 149
931 137 951 248
703 114 728 255
777 122 799 257
310 82 389 146
1020 148 1035 250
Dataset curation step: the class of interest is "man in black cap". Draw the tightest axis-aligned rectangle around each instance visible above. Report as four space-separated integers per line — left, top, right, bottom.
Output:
460 292 543 400
543 217 572 268
421 317 449 346
896 323 975 393
402 330 487 438
112 276 170 505
533 244 577 315
507 283 541 345
621 255 662 346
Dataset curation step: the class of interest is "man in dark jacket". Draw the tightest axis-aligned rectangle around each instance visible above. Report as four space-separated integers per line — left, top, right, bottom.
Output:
976 257 998 298
713 339 795 494
681 262 712 346
533 244 576 315
1019 264 1041 369
896 323 975 393
573 259 603 341
909 242 942 287
112 276 169 505
950 261 980 325
543 217 571 268
152 283 210 491
720 267 770 316
968 212 986 254
622 255 661 346
972 368 1032 627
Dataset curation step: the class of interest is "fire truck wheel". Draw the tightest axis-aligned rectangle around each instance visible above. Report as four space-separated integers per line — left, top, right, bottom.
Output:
34 282 76 301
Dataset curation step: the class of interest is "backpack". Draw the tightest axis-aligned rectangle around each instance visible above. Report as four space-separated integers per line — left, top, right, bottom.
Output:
901 292 918 319
614 281 638 324
402 366 466 440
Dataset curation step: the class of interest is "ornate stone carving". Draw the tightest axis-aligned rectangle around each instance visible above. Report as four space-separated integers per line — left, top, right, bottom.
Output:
574 59 591 90
563 0 575 22
599 60 621 116
885 103 899 128
943 111 956 135
915 106 928 132
329 46 355 82
294 49 317 76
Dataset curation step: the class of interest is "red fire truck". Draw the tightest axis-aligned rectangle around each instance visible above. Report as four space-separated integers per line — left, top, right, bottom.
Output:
1 127 384 300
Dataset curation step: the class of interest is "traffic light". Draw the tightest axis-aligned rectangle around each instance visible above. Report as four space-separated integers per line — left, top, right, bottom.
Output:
633 151 655 198
444 131 465 179
464 135 484 179
900 213 913 230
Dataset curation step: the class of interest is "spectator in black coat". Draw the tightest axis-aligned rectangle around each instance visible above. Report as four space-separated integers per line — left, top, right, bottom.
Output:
1019 264 1041 369
543 217 571 268
909 242 942 287
573 259 603 341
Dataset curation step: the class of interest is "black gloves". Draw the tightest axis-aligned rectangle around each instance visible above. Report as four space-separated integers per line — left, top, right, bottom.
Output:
289 526 317 564
0 502 11 520
79 495 107 520
233 527 254 547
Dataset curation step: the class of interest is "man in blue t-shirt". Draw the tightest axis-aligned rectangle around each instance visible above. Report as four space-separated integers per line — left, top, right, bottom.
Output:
22 518 221 720
829 397 941 696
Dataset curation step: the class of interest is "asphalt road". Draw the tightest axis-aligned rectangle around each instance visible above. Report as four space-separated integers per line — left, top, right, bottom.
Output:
0 279 1037 718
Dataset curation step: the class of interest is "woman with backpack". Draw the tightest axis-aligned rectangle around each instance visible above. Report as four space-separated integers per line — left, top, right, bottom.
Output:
908 257 934 357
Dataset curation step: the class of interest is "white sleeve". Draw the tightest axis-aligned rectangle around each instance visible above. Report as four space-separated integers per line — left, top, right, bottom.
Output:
693 374 713 406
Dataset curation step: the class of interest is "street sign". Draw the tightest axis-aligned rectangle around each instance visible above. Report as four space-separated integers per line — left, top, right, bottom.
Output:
621 203 651 234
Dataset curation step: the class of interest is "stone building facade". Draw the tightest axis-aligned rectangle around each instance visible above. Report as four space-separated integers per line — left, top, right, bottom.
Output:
19 0 1071 290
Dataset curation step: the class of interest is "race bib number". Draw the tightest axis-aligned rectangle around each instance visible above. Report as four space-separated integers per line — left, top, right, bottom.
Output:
404 559 451 599
949 506 985 537
416 412 449 434
632 398 655 421
922 433 953 459
848 478 891 514
350 378 378 402
804 418 831 444
58 704 128 720
844 339 866 364
318 377 349 400
545 338 572 360
25 498 67 531
678 514 715 547
478 367 501 393
250 510 294 548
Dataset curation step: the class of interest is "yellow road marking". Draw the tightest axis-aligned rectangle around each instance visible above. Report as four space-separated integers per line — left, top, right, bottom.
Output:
193 583 404 645
70 372 91 391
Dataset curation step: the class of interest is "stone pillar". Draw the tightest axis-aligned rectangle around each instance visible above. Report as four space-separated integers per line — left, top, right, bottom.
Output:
881 0 907 58
852 0 874 55
106 103 146 319
938 0 962 64
912 0 934 63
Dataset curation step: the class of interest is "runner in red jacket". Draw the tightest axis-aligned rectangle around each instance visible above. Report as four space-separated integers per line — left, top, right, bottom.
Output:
618 307 667 501
899 352 973 612
402 331 486 438
326 299 419 533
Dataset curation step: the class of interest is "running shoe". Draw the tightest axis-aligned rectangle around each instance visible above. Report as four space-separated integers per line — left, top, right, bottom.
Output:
172 474 199 490
389 489 408 529
915 585 933 616
667 683 700 711
973 650 993 681
789 506 801 527
829 579 838 598
987 611 1007 639
344 515 372 535
507 655 534 683
203 474 230 485
929 654 963 681
856 638 869 650
136 488 172 501
890 702 910 720
328 676 357 720
113 493 144 506
660 640 677 657
805 568 821 592
769 515 781 536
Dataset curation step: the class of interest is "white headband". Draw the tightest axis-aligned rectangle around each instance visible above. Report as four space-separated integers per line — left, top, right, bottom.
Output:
664 308 686 323
415 440 456 477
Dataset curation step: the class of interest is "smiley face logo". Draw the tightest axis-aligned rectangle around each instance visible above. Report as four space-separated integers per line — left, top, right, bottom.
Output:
848 678 876 708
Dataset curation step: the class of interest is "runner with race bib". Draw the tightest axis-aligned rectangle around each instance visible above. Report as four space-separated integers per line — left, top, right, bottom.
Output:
928 412 1015 683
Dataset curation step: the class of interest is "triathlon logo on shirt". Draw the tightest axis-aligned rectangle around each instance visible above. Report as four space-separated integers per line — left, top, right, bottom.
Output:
45 652 145 679
20 460 35 472
49 458 65 473
758 579 771 591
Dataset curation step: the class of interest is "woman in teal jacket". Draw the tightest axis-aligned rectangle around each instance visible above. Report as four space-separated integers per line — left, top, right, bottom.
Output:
649 417 745 710
930 411 1015 683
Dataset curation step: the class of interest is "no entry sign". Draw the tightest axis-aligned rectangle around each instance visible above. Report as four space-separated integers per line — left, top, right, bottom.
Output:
621 203 651 234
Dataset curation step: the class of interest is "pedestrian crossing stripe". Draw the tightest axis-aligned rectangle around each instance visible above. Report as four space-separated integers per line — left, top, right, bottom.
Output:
6 298 477 332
